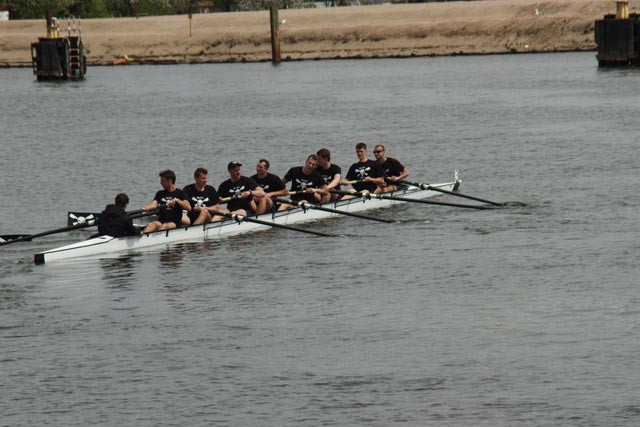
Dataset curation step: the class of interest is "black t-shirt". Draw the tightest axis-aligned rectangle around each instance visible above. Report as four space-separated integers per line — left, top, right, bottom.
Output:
346 160 383 192
380 157 405 178
284 167 325 203
218 176 258 212
250 172 285 194
316 163 342 192
153 188 187 224
183 184 220 221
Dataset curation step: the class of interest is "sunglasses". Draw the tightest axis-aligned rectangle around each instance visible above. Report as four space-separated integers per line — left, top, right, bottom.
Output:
373 150 383 154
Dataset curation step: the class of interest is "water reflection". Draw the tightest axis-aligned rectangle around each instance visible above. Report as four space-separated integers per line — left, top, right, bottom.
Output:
158 246 186 270
99 254 139 290
158 241 216 270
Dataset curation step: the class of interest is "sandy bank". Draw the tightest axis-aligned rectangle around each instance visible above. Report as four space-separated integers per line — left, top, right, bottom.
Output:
0 0 634 66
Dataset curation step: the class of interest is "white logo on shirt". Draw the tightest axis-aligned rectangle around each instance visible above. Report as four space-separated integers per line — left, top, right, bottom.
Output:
295 178 313 190
355 166 371 179
229 185 246 198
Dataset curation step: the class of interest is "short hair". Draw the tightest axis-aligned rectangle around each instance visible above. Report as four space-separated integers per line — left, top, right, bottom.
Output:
316 148 331 161
115 193 129 207
258 159 270 169
194 167 208 178
306 154 319 162
159 169 176 184
355 143 367 151
374 144 385 151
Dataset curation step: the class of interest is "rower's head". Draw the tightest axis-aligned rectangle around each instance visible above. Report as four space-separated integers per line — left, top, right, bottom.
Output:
256 159 270 178
194 167 208 188
304 154 319 174
227 161 242 181
355 143 367 161
159 170 176 190
115 193 129 208
373 144 386 163
316 148 331 169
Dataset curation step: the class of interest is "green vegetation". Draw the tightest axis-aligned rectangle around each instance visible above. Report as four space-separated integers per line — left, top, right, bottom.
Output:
1 0 417 18
2 1 208 19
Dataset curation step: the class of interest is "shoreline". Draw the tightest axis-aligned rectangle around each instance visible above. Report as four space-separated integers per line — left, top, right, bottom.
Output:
0 0 630 68
0 47 598 68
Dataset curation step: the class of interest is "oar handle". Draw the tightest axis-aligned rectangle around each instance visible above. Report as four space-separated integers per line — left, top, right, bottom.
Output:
330 189 366 198
219 195 250 203
125 208 146 216
129 209 160 220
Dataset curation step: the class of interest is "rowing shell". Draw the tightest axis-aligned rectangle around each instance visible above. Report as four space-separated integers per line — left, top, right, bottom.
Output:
34 175 460 264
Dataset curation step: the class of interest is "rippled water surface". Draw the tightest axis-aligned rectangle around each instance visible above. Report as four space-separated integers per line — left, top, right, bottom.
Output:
1 52 639 426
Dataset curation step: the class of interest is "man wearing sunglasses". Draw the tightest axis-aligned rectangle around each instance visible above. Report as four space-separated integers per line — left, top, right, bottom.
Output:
373 144 409 192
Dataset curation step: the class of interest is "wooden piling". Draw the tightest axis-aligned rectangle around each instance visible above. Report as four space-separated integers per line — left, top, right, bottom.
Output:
270 1 281 65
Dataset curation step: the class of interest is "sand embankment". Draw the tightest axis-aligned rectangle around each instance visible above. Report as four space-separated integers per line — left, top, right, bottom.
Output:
0 0 633 66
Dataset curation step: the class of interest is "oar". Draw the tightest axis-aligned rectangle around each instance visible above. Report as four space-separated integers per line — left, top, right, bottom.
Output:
330 190 490 210
272 197 394 223
0 218 98 247
397 179 505 206
2 209 161 247
0 234 32 243
67 207 154 226
68 212 97 227
212 210 336 237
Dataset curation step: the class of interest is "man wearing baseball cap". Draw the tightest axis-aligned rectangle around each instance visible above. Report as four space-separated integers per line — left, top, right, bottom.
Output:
217 161 264 216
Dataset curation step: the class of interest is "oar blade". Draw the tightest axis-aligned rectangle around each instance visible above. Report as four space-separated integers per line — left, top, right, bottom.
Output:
68 212 98 227
0 234 32 243
397 179 505 206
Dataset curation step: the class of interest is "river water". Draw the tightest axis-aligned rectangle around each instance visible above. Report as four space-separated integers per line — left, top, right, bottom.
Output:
1 52 639 426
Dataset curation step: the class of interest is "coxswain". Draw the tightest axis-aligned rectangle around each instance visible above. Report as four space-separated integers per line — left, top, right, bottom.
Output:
97 193 138 237
217 161 264 216
373 144 409 192
183 167 221 225
340 142 385 199
250 159 288 214
142 170 191 234
315 148 342 202
279 154 327 211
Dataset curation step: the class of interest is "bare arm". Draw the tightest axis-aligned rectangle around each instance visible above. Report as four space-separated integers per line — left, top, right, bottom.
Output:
265 188 289 198
364 176 386 187
143 200 159 212
327 173 341 190
388 168 409 182
170 198 191 211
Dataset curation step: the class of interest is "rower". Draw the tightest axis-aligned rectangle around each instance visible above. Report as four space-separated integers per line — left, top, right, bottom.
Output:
279 154 327 211
142 170 191 234
373 144 409 193
250 159 288 214
182 167 221 225
340 142 385 199
217 161 264 216
315 148 342 202
97 193 138 238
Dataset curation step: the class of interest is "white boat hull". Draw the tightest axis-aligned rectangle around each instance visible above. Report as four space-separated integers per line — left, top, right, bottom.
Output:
35 179 460 264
